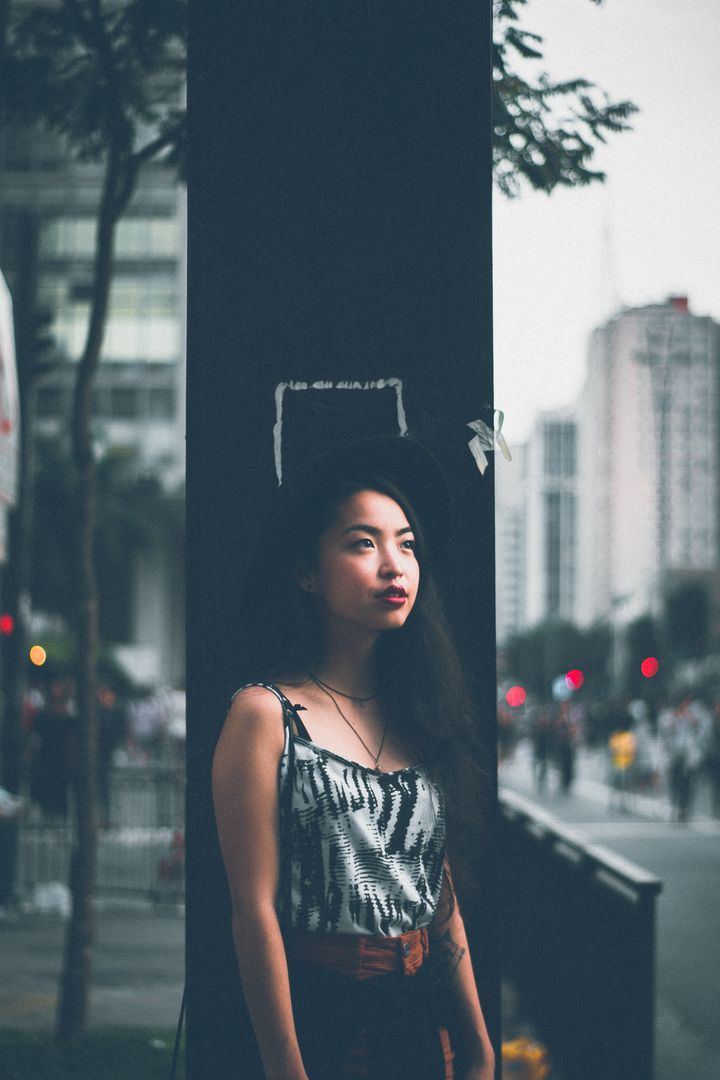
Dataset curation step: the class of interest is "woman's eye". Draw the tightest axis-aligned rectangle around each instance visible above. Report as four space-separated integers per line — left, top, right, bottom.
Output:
352 538 374 549
401 539 416 551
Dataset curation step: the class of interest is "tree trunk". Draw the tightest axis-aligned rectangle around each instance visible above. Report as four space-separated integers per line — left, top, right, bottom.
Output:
52 115 177 1041
56 143 124 1043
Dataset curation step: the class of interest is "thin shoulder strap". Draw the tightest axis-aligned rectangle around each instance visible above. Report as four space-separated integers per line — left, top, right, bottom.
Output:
230 682 311 740
230 683 303 928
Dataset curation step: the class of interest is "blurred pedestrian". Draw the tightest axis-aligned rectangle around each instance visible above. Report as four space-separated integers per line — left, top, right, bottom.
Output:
497 703 516 765
29 679 77 820
531 708 551 793
127 690 164 763
97 684 126 828
608 718 636 812
628 699 658 794
552 704 578 796
660 698 710 822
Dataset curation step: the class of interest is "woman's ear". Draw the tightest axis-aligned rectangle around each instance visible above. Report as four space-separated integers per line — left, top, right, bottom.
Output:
297 564 317 593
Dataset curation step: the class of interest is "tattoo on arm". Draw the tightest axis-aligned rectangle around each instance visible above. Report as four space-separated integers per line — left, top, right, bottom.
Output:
434 929 466 976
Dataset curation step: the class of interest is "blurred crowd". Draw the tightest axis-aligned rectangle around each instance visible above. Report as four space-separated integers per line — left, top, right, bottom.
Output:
19 677 186 825
498 692 720 823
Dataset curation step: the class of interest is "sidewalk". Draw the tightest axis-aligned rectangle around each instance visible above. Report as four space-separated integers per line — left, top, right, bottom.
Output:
0 902 185 1032
501 740 719 830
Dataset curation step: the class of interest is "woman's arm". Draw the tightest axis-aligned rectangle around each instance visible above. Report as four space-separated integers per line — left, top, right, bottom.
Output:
430 866 496 1080
212 687 309 1080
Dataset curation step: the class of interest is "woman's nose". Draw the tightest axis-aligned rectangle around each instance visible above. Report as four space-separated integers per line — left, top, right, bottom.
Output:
379 549 403 576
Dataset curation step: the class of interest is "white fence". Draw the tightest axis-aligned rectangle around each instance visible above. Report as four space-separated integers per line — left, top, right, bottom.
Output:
17 766 185 904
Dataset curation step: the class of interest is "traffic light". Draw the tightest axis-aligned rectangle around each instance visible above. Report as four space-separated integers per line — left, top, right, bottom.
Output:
565 668 584 690
0 613 15 636
506 685 527 708
641 657 659 678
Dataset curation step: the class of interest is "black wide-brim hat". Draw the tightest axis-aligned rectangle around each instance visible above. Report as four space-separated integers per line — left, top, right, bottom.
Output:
279 435 452 565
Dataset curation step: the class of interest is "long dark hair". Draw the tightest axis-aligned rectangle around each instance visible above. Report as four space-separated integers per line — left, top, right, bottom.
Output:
239 471 488 897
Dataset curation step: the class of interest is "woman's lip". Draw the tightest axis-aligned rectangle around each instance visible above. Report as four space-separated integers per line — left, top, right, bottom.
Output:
377 596 407 606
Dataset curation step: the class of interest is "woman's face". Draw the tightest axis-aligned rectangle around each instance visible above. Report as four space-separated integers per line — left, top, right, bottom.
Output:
303 488 420 639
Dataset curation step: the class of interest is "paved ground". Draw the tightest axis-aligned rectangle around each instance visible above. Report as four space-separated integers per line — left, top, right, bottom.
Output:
500 743 720 1080
0 902 185 1032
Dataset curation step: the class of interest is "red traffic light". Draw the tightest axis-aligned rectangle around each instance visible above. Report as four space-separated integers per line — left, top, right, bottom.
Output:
565 668 584 690
506 685 527 708
0 613 14 635
641 657 659 678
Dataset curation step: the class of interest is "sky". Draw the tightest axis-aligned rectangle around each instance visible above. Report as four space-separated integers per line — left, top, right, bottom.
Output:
493 0 720 443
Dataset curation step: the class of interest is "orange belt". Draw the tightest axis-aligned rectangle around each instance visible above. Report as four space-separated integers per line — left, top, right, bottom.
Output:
284 926 430 981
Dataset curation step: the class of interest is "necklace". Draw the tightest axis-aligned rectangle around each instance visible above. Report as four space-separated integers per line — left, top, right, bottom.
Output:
309 673 378 708
311 677 389 771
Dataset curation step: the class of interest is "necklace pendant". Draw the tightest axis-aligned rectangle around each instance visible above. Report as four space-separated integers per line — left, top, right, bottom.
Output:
310 674 388 772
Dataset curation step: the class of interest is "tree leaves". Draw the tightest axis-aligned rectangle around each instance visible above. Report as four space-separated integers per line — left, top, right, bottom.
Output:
2 0 186 166
493 0 638 196
3 0 635 197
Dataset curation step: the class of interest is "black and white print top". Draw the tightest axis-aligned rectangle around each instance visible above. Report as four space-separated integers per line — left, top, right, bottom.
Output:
240 683 447 938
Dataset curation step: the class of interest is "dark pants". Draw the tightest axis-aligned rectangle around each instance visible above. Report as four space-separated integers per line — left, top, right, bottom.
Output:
286 927 454 1079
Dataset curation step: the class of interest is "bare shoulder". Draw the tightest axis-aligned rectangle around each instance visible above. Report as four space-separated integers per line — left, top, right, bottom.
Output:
215 684 285 765
228 683 285 719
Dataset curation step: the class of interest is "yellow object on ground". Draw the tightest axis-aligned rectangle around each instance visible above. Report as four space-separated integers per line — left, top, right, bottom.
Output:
501 1036 551 1080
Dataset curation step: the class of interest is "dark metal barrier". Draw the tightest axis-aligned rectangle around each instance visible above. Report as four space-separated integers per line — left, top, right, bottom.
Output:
499 789 662 1080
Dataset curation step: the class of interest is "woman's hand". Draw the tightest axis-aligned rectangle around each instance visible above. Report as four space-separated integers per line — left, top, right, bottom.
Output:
460 1041 495 1080
431 867 496 1080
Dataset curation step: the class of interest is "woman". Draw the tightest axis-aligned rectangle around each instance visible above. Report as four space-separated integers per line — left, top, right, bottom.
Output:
212 436 495 1080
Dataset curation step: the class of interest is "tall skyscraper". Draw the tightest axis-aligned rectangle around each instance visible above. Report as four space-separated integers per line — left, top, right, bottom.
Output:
576 298 720 628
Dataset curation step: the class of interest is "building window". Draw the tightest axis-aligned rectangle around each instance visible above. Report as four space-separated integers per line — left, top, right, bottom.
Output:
543 421 576 478
149 387 176 420
41 215 179 261
40 272 179 364
41 218 95 258
115 217 179 259
109 387 140 419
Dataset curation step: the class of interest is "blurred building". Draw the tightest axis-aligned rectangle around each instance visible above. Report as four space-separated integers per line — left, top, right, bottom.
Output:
522 409 578 627
0 124 186 686
495 410 578 643
495 442 527 643
497 297 720 672
576 297 720 629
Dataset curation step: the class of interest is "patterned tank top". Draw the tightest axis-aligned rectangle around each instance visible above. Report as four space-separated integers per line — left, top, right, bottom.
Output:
239 683 447 937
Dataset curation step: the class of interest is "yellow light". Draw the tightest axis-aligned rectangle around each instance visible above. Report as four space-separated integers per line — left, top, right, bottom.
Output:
29 645 47 666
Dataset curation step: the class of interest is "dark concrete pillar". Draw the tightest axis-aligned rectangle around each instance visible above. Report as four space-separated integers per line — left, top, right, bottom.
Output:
187 4 497 1076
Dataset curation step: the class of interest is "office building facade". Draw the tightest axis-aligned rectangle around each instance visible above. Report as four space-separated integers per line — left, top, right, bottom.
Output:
576 298 720 628
0 123 186 685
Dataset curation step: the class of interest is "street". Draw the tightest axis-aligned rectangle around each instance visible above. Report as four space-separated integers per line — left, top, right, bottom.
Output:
0 904 185 1032
500 743 720 1080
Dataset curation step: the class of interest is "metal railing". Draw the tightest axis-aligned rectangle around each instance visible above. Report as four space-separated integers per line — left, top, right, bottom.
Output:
499 788 663 1080
16 765 185 904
